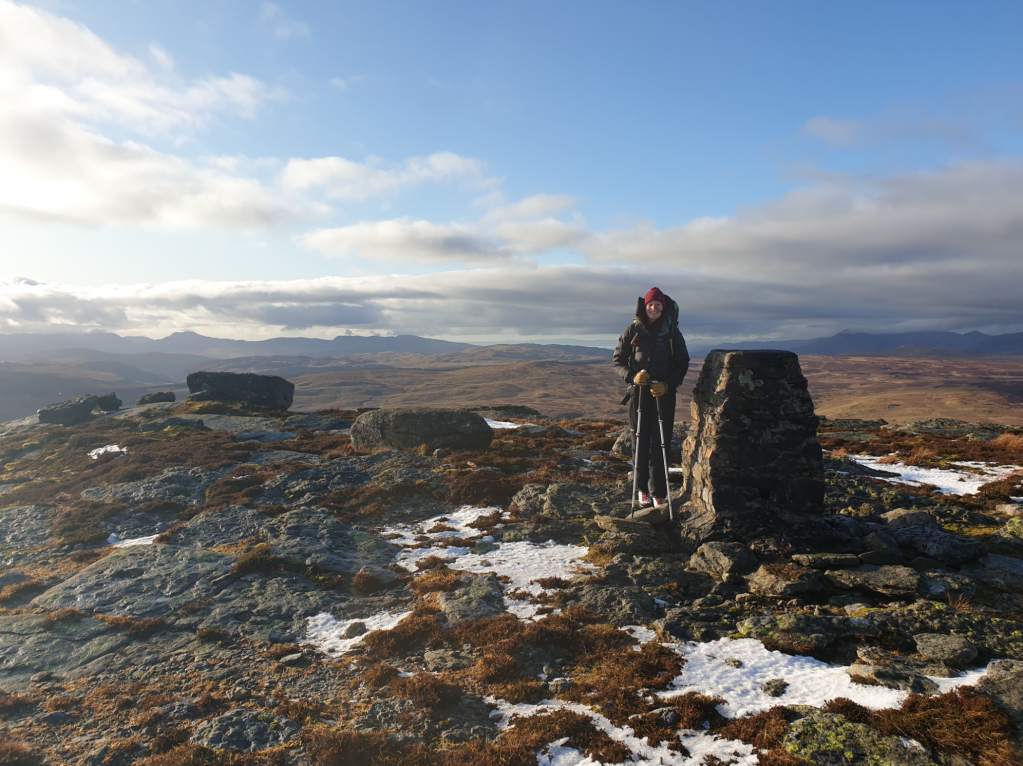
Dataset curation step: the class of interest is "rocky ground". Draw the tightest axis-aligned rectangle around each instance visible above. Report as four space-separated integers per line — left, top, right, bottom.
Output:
2 401 1023 765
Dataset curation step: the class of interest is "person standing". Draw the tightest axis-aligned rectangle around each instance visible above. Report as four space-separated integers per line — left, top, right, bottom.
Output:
613 287 690 508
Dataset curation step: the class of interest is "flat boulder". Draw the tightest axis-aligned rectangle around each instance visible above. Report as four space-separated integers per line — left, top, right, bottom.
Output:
748 564 824 599
190 708 300 752
187 371 294 410
37 395 98 425
136 391 176 405
689 542 758 576
350 407 493 452
94 392 122 412
914 633 978 667
887 526 985 566
827 565 921 600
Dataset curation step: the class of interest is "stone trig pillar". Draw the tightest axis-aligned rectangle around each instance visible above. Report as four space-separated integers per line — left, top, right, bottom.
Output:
677 350 824 544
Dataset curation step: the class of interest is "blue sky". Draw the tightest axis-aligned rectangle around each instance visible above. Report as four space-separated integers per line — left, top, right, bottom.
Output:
1 0 1022 343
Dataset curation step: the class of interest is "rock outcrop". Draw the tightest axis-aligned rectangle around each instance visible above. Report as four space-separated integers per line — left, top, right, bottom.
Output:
36 394 99 425
349 407 493 452
676 350 824 544
136 391 176 405
186 371 294 409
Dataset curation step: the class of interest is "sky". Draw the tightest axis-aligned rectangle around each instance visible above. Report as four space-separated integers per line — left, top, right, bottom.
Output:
1 0 1022 345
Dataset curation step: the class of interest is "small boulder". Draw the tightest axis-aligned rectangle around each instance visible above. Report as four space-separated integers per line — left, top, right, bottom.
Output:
761 678 789 697
791 553 861 570
186 371 294 410
689 542 758 576
37 395 99 425
136 391 176 405
94 392 122 412
914 633 978 668
350 407 494 452
748 564 824 599
996 503 1023 517
882 509 939 530
190 708 300 752
846 662 938 694
827 565 921 600
595 515 670 554
888 526 985 566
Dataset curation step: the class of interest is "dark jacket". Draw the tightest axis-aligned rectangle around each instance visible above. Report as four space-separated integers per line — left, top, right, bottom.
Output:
613 296 690 392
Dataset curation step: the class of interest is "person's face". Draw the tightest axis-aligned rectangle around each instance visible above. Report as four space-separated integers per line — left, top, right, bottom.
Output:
645 301 663 321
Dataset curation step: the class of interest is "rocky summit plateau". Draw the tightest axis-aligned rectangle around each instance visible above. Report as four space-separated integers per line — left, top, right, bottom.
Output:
2 362 1023 766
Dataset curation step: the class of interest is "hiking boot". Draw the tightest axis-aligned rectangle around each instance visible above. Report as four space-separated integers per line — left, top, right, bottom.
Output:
653 497 666 508
637 491 652 507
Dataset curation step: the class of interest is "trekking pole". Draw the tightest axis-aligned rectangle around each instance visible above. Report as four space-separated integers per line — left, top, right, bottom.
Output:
654 390 674 521
630 371 647 518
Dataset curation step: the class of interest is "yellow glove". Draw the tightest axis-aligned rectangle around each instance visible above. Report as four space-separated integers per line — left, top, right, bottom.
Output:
633 370 650 386
650 381 667 397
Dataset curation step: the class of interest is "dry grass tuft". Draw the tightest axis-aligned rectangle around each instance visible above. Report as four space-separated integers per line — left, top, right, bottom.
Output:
993 433 1023 453
351 571 383 594
411 568 462 594
362 662 400 688
0 578 47 605
97 615 166 638
41 607 86 629
139 744 286 765
466 509 504 532
561 642 685 724
230 543 284 576
718 707 804 762
444 471 527 508
390 674 462 711
262 643 302 661
196 626 232 643
362 608 444 658
870 687 1021 764
0 741 43 766
0 691 36 716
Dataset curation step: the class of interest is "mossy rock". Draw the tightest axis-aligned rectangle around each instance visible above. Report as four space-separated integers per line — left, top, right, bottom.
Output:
785 711 937 765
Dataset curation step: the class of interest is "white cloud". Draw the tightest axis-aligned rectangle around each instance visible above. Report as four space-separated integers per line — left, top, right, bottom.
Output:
481 193 578 222
582 159 1023 283
0 0 306 230
800 115 974 148
329 75 366 90
300 219 516 265
280 151 494 200
258 3 311 40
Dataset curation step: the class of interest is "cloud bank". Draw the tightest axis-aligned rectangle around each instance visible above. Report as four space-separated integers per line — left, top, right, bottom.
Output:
2 1 1022 340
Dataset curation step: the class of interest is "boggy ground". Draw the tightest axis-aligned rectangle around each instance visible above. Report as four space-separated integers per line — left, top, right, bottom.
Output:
1 404 1023 764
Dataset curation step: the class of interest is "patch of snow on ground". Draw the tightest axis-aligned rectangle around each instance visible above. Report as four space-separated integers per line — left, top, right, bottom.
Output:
621 625 659 645
665 637 990 718
386 506 594 620
89 444 126 459
849 455 1022 495
489 697 757 766
486 418 532 429
303 610 412 655
108 533 157 547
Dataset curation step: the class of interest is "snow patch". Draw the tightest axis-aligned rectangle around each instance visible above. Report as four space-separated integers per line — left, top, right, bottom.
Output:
108 533 157 547
665 637 990 718
386 506 594 620
486 418 533 429
303 610 412 655
621 625 659 645
850 455 1022 495
488 696 757 766
89 444 126 459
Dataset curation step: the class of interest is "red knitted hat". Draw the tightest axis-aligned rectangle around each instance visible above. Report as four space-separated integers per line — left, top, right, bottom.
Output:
643 287 666 308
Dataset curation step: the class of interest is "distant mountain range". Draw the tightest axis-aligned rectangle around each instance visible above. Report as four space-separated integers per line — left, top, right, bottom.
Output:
691 330 1023 357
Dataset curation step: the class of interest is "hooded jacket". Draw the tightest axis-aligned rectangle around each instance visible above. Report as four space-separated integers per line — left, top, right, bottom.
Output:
613 296 690 392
